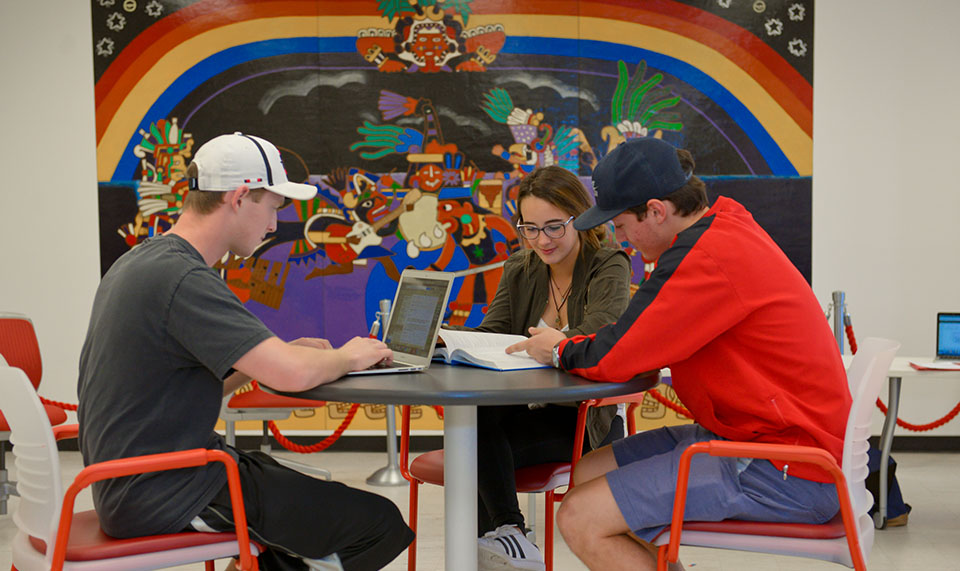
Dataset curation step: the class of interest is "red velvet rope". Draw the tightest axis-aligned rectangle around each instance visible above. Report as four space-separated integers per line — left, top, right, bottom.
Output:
845 322 960 432
247 380 360 453
267 404 361 453
646 388 692 418
39 396 78 412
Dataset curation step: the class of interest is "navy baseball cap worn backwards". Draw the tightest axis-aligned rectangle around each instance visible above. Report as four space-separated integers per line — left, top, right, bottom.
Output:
574 137 690 231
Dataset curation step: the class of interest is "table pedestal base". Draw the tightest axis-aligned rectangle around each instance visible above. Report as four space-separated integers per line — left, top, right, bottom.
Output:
444 405 478 571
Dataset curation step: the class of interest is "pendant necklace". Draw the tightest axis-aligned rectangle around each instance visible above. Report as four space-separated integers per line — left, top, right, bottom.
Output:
549 271 574 328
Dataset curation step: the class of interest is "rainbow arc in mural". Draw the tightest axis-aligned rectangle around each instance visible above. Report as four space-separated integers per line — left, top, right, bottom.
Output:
95 0 811 181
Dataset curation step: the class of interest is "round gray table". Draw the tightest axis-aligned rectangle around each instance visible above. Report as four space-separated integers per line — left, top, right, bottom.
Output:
281 363 660 571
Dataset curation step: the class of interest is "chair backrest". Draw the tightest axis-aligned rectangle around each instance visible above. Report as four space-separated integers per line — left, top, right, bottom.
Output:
0 362 63 561
839 337 899 556
0 312 44 390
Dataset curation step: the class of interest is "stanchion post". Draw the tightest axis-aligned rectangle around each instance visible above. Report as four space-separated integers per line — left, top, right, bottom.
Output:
367 299 408 486
832 290 846 354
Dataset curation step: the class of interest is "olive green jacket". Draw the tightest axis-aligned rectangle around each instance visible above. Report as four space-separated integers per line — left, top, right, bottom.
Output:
456 243 632 448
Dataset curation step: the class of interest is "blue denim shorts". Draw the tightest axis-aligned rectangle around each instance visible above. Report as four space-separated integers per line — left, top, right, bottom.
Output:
606 424 841 541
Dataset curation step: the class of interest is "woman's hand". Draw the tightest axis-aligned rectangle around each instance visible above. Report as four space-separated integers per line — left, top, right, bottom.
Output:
505 326 566 365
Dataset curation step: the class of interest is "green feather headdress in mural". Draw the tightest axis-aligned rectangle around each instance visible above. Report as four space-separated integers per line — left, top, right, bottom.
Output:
377 0 475 25
611 60 683 133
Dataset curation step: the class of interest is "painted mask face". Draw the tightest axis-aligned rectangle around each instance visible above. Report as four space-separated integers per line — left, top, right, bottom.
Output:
415 164 444 192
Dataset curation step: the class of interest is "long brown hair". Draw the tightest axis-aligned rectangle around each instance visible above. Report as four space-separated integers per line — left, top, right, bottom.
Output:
515 166 608 251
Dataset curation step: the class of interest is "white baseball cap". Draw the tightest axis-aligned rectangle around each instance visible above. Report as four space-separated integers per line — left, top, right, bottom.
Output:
188 132 317 201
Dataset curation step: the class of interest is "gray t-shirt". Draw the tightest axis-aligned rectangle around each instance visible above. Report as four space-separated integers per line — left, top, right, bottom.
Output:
78 234 274 537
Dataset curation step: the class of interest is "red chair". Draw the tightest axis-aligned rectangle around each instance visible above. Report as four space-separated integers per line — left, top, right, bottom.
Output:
654 337 900 571
0 312 69 515
1 357 261 570
399 392 650 571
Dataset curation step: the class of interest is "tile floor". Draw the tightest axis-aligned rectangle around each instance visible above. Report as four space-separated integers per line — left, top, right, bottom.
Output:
1 449 957 570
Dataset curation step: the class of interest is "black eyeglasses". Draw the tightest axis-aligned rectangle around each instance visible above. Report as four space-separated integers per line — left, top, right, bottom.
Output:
516 216 575 240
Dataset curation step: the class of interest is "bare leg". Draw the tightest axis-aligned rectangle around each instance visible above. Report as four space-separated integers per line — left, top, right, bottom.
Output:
560 464 683 571
571 444 617 486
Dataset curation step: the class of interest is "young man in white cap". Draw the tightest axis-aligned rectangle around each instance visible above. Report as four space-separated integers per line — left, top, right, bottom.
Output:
78 132 413 570
507 138 849 570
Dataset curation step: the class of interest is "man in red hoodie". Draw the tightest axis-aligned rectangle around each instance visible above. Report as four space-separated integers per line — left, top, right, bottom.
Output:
509 138 848 570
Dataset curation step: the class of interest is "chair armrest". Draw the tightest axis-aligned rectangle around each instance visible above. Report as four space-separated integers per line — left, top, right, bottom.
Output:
581 389 655 408
569 390 654 480
693 440 842 476
52 449 257 571
52 424 79 441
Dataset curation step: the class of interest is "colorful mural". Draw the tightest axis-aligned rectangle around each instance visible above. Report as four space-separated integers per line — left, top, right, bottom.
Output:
91 0 814 434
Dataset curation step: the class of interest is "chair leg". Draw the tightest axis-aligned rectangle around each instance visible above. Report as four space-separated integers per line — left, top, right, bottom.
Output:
260 421 272 454
0 442 18 516
526 493 538 543
544 490 554 571
205 560 215 571
657 544 668 571
225 419 237 447
407 481 419 570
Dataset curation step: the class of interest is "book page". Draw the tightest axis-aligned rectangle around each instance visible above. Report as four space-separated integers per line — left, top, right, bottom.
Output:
437 329 528 352
436 329 546 369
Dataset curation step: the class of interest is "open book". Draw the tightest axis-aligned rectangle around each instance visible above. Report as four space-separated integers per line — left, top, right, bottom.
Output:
434 329 550 371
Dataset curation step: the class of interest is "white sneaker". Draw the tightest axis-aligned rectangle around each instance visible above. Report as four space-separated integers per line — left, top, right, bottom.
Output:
478 525 545 571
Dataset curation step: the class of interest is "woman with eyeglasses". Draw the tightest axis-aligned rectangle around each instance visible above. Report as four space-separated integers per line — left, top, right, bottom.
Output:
450 165 631 571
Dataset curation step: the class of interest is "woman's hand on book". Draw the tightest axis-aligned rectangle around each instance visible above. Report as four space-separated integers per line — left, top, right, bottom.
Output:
505 327 566 365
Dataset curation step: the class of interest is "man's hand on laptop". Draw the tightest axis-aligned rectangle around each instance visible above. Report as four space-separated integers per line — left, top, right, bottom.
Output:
339 336 394 371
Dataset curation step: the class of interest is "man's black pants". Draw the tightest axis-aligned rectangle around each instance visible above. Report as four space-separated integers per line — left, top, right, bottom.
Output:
192 449 413 570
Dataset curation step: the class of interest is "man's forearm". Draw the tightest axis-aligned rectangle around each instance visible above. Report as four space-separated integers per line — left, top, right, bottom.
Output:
223 370 253 396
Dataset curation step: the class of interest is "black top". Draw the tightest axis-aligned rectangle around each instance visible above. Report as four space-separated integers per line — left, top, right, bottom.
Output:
281 363 659 406
77 234 274 537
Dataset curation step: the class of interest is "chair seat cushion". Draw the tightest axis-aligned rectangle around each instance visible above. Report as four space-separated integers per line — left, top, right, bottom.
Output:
658 512 847 541
228 389 325 409
410 450 571 492
28 510 244 561
0 404 66 431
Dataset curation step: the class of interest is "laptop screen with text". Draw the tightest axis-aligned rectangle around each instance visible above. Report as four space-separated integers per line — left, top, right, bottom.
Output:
383 274 451 358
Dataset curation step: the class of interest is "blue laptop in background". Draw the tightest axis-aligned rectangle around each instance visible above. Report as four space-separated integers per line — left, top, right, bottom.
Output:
936 313 960 360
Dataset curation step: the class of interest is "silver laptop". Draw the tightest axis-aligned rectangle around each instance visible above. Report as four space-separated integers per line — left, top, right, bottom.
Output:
347 270 455 375
936 312 960 361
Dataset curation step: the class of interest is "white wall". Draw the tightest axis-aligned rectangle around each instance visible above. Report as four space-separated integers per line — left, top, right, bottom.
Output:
2 1 958 434
0 2 100 419
813 1 960 435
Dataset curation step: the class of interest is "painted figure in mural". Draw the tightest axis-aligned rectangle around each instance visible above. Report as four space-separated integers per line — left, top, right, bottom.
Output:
508 138 847 571
352 90 486 259
356 0 505 73
302 168 405 279
77 133 414 570
432 194 520 325
439 165 631 570
118 118 194 247
481 88 594 186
